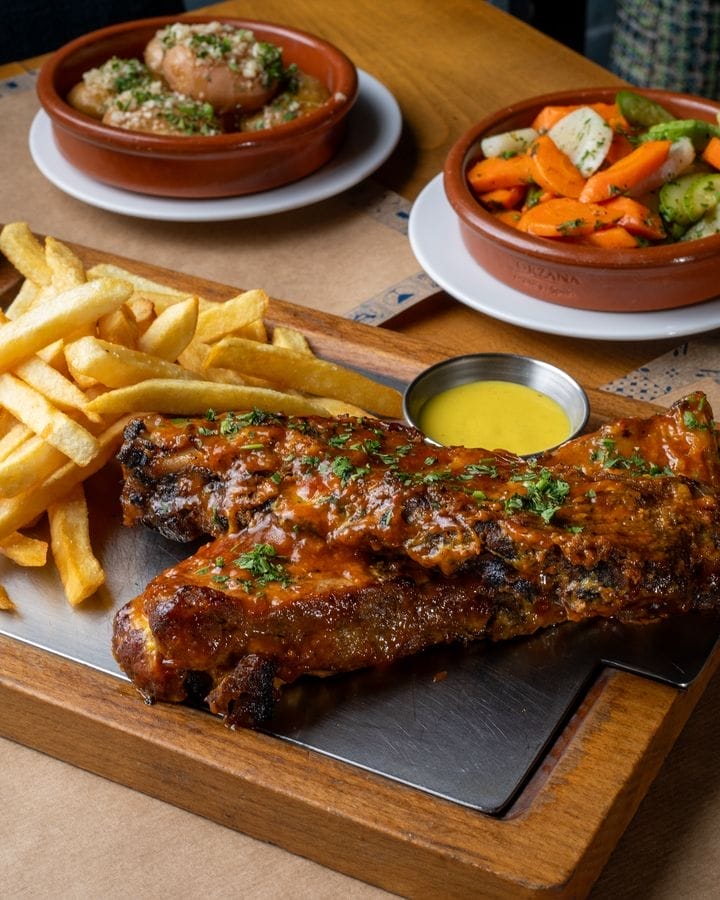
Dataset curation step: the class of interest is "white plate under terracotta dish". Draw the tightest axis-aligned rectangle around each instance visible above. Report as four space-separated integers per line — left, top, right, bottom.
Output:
409 174 720 342
29 70 401 222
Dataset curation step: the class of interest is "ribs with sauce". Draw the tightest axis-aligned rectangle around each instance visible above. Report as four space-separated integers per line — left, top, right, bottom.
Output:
112 392 720 727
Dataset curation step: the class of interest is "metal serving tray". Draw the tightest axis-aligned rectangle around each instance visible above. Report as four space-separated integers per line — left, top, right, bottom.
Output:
3 461 718 815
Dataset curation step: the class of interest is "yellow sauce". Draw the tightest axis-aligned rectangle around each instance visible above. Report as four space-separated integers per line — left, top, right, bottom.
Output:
418 379 571 455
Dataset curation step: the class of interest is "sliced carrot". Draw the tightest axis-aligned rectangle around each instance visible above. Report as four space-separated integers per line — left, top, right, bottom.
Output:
702 135 720 171
578 140 672 203
467 154 534 193
580 226 639 248
517 197 616 238
522 188 556 211
601 196 666 241
605 132 635 165
589 102 630 133
531 104 580 132
530 134 586 199
478 185 526 210
494 209 523 228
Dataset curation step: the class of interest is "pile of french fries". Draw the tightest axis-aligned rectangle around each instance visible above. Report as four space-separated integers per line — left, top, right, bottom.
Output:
0 222 401 610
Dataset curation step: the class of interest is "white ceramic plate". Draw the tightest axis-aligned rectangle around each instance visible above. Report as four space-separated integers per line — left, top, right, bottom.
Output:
29 70 401 222
408 174 720 342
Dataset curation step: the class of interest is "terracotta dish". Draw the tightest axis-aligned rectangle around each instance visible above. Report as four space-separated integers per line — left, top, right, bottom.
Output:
443 87 720 312
36 15 358 198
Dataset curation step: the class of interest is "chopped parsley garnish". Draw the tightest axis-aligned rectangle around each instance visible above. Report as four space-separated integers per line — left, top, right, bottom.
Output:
421 470 453 483
464 462 499 478
110 58 151 93
589 437 672 475
373 442 414 467
255 41 285 85
524 184 544 209
683 410 709 430
557 218 585 235
331 456 370 484
190 32 234 58
235 543 291 588
328 432 353 447
163 99 219 135
217 409 283 434
505 467 570 523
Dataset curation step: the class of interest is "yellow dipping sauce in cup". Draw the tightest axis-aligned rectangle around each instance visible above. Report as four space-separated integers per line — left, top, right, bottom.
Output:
418 379 571 455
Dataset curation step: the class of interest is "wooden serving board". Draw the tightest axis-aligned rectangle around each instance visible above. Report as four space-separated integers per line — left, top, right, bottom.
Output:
0 245 716 898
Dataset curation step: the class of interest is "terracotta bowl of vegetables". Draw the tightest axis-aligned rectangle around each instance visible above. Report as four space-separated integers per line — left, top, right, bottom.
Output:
36 15 358 198
443 87 720 312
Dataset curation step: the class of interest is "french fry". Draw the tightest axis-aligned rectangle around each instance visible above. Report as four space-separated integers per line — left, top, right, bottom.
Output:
48 484 104 606
272 325 312 354
202 363 266 387
175 337 210 372
0 417 129 542
0 373 100 466
205 338 403 418
0 409 18 442
84 378 332 418
177 339 270 387
126 295 157 333
13 354 99 422
4 278 40 319
315 397 375 418
137 295 199 361
0 531 48 566
45 236 86 292
97 305 139 349
0 422 31 463
87 263 192 300
194 289 269 343
36 338 70 372
0 278 132 373
144 291 215 316
0 435 67 498
0 222 52 286
230 318 268 343
65 335 203 388
0 584 15 611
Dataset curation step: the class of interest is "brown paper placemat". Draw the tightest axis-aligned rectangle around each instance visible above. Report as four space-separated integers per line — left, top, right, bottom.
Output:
604 337 720 408
0 735 391 899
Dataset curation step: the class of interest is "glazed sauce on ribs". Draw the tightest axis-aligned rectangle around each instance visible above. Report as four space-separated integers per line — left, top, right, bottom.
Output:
113 393 720 727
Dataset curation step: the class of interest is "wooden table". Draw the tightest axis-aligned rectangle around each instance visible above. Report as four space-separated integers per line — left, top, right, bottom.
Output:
2 2 719 898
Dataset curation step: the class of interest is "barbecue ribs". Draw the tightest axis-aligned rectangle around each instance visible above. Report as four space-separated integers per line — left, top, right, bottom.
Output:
112 392 720 727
